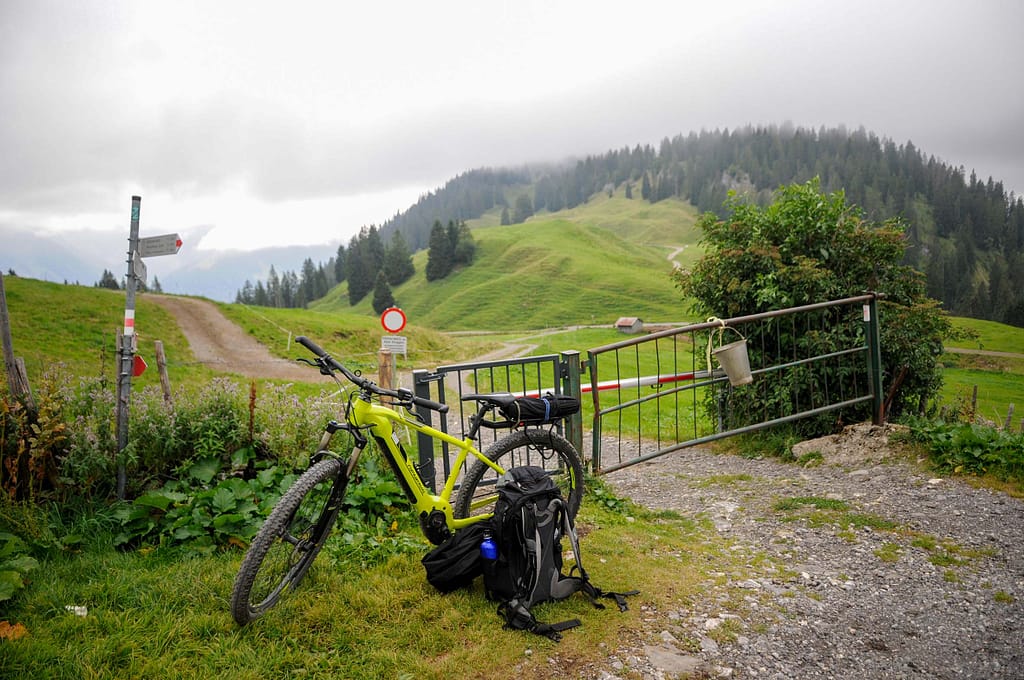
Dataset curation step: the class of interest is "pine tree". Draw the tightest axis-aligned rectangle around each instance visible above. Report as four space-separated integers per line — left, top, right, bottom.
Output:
452 221 476 265
236 280 254 304
96 269 120 290
366 225 386 274
282 271 299 307
253 280 269 306
334 244 347 283
347 229 379 305
512 194 534 223
384 231 415 285
372 270 396 314
267 266 282 307
299 258 318 306
500 206 510 225
426 220 452 281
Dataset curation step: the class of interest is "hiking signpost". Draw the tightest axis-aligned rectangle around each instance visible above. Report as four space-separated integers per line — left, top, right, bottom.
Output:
116 196 182 498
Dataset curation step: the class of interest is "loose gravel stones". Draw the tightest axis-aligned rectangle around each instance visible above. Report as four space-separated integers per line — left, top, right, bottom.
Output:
596 424 1024 679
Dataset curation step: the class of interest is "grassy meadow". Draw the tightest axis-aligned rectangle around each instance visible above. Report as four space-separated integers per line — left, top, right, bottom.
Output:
1 484 735 680
311 195 701 330
1 190 1022 678
939 317 1024 425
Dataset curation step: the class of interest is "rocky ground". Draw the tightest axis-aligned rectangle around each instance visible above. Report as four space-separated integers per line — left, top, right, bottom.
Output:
589 423 1024 679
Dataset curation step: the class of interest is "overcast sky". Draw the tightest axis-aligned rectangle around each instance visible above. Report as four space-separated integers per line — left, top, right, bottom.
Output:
2 0 1022 254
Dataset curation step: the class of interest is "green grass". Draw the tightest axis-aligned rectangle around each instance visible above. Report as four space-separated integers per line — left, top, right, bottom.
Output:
214 302 490 374
874 542 902 563
312 198 703 331
994 590 1016 604
939 316 1024 422
773 496 849 512
772 496 902 534
0 493 731 679
946 317 1024 354
937 368 1024 425
1 277 214 388
0 277 495 391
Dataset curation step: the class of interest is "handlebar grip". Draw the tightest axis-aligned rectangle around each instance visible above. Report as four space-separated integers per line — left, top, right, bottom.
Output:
296 335 327 357
413 395 449 414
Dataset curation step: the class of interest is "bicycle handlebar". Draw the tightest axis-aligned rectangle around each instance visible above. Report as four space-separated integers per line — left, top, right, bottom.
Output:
295 335 449 414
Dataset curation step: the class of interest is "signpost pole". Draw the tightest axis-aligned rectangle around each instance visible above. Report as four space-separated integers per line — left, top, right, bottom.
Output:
115 195 141 500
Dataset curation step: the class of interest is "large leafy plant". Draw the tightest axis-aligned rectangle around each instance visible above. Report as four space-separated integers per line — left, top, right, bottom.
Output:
673 179 953 433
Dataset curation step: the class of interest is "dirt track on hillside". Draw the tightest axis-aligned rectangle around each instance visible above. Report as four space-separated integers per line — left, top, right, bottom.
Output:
148 295 329 382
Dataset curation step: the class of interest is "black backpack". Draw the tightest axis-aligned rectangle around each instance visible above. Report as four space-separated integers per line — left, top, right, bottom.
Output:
483 466 637 642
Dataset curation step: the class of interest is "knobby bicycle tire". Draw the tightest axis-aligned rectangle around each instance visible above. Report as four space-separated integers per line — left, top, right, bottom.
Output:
452 428 584 521
230 457 345 625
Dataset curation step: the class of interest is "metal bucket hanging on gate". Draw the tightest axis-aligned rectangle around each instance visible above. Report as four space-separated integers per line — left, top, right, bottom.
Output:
713 339 752 386
707 319 753 387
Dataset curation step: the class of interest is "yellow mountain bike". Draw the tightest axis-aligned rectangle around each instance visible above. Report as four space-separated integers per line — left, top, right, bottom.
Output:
230 336 584 625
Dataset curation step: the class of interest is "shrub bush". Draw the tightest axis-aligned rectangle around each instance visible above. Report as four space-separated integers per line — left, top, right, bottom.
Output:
903 417 1024 482
673 179 954 436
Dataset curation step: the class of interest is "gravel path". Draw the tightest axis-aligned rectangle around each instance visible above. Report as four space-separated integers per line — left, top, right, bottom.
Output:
594 424 1024 679
148 295 331 382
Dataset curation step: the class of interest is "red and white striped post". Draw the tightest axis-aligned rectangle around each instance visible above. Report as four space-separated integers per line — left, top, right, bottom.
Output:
115 195 142 499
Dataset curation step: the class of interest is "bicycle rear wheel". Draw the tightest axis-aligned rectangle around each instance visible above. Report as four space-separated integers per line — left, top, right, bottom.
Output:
230 457 345 625
452 428 584 521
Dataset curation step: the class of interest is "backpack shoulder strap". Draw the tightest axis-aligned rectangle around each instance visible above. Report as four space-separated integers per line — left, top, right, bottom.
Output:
576 579 640 612
497 598 581 643
553 498 640 612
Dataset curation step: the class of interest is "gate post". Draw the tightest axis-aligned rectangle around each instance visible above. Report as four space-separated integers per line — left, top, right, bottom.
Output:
560 351 584 462
586 350 602 473
413 368 438 492
864 294 884 424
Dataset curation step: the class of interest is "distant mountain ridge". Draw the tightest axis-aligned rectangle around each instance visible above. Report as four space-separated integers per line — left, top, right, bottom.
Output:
5 124 1021 325
0 223 335 303
375 125 1023 326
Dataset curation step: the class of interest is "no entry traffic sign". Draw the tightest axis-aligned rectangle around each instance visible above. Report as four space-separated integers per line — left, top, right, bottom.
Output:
380 307 406 333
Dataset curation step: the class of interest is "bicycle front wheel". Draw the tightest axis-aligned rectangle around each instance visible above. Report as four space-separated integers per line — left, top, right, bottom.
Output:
453 428 584 521
230 457 345 625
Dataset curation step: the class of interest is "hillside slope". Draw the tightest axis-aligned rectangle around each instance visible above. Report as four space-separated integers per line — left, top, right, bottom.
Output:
312 194 701 330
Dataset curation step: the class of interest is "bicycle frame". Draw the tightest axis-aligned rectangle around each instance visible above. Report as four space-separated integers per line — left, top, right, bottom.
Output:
324 392 505 535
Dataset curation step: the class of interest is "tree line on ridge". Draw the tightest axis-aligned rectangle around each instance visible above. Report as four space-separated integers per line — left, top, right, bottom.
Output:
235 124 1024 327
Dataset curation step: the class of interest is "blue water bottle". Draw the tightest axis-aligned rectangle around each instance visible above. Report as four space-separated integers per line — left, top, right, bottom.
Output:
480 530 498 561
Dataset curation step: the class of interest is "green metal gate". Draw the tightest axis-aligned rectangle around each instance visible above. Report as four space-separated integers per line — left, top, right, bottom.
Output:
586 294 884 474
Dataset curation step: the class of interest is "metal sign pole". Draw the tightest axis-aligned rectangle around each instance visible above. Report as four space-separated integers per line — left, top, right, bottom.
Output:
115 195 141 499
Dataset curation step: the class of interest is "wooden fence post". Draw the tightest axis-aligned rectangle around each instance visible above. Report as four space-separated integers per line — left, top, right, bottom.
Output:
154 340 172 405
1 272 35 411
378 349 395 393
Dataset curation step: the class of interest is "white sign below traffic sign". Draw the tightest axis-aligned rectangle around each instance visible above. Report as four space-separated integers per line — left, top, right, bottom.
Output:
381 335 408 356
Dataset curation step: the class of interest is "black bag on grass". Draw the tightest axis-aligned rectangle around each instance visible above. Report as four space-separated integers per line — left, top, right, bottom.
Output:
484 466 637 642
421 522 487 593
499 392 580 425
